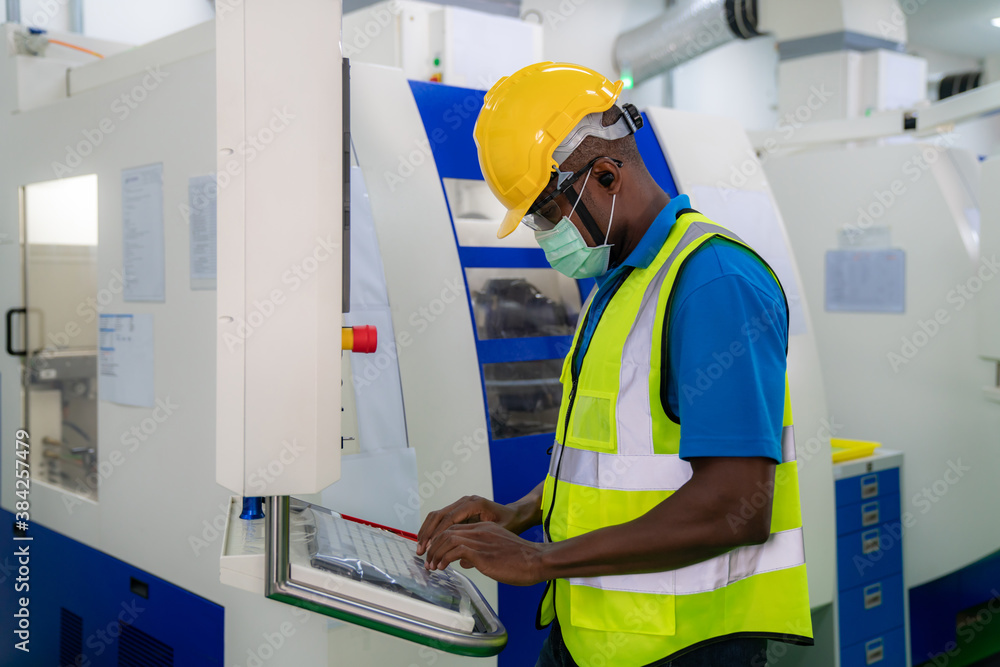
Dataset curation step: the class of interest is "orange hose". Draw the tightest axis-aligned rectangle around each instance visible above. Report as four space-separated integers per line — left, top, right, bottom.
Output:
48 38 104 59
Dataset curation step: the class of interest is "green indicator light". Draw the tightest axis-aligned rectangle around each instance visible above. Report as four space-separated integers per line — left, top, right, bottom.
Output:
434 57 440 67
621 67 634 89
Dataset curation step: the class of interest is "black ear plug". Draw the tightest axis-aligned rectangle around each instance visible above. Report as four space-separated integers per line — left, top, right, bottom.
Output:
598 172 615 187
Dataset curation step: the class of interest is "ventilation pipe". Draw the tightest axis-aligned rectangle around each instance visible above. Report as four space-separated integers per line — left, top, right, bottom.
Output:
614 0 764 86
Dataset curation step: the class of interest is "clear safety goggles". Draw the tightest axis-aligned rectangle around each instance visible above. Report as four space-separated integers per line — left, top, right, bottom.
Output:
522 156 623 232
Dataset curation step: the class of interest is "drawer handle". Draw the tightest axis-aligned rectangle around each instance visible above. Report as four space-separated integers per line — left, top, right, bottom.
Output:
864 583 883 609
865 637 884 664
861 501 880 527
862 528 881 555
861 474 879 499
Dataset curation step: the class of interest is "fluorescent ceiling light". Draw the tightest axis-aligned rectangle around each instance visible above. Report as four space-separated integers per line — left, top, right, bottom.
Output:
992 16 1000 27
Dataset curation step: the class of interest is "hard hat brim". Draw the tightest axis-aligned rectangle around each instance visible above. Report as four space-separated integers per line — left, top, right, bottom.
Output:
498 206 528 239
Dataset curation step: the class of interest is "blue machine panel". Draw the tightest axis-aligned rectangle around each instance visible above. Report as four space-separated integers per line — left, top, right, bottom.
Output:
409 80 679 667
409 80 486 181
909 550 1000 664
0 510 224 666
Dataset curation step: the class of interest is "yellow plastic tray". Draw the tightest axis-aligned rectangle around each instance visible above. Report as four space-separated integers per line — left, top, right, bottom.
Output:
830 438 882 463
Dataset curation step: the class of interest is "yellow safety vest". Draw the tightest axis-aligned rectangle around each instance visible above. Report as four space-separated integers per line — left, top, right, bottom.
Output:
538 210 813 666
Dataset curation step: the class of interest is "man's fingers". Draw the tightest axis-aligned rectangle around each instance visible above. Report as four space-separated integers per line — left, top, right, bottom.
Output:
417 499 465 552
424 527 491 569
416 498 484 554
430 543 479 571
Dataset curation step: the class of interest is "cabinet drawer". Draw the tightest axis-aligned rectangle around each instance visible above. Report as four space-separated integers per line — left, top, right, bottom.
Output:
836 494 901 536
837 522 903 591
836 468 900 507
840 626 906 667
838 573 905 648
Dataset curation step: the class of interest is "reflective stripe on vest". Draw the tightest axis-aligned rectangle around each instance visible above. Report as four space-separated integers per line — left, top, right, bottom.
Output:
538 211 813 666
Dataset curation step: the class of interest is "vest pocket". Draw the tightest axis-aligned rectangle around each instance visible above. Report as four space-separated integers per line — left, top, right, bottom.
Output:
567 389 617 453
568 579 676 636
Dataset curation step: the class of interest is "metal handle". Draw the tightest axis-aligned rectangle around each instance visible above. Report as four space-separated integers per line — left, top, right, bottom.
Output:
6 307 26 356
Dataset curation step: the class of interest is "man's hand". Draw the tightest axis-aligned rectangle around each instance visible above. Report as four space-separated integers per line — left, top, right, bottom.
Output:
423 522 547 586
416 495 519 556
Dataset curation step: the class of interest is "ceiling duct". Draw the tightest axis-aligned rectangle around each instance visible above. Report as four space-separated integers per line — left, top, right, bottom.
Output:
614 0 764 86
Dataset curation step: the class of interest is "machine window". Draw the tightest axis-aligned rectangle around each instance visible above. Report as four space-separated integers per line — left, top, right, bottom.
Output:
483 359 563 440
466 267 581 340
21 175 100 501
443 178 538 248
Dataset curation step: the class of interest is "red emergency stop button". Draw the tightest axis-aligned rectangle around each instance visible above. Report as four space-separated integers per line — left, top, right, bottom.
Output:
342 325 377 353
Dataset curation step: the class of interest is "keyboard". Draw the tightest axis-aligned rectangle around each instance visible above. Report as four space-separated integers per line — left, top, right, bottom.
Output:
309 510 474 623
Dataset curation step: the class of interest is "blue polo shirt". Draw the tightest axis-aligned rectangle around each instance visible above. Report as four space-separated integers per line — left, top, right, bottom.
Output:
574 195 787 463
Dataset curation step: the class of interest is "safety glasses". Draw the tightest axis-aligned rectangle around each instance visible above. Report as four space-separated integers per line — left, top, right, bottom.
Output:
521 156 623 232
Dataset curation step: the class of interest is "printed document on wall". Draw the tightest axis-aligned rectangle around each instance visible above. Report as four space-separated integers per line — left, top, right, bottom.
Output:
188 174 217 290
122 164 166 301
99 314 155 408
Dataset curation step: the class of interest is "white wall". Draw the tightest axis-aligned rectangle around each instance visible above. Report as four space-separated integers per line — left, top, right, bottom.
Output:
672 36 780 131
83 0 214 45
519 0 669 109
18 0 73 31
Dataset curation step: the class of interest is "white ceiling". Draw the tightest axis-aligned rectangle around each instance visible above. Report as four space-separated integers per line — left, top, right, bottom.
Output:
905 0 1000 59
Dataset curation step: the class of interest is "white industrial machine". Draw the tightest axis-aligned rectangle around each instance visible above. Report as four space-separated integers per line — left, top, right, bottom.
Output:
755 41 1000 667
1 3 841 666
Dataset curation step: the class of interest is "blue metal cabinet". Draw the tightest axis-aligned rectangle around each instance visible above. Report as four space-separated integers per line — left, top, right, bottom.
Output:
834 451 906 666
840 626 907 667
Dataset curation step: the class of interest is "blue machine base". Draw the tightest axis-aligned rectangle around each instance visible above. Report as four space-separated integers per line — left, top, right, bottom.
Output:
1 509 224 666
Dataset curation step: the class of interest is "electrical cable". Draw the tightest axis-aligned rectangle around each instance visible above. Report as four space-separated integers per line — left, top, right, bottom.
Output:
48 39 104 59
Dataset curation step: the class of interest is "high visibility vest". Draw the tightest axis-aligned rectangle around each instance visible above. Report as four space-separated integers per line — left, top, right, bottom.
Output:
537 209 813 666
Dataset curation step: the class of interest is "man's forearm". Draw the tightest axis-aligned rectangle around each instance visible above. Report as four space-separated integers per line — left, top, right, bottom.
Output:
538 503 735 581
505 481 545 534
536 458 774 581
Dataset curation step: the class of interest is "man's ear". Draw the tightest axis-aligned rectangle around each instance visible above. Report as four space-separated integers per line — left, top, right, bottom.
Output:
593 158 622 194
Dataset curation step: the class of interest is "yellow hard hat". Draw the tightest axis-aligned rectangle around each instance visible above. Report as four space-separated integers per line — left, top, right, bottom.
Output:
474 62 624 239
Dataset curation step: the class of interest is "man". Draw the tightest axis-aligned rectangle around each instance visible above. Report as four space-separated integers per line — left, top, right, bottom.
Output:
416 63 812 667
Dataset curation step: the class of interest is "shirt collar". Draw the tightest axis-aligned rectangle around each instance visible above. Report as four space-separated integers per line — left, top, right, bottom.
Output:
620 194 690 270
596 195 690 288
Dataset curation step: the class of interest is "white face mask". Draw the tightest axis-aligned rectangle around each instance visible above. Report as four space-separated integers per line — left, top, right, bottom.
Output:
534 169 617 279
